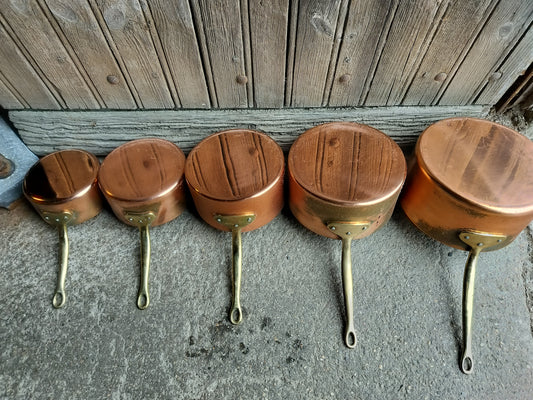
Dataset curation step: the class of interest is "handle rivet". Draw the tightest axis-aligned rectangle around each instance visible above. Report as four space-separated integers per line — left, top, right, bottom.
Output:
217 218 222 222
247 217 252 222
234 224 239 228
346 232 351 235
464 236 470 240
330 226 336 230
45 216 50 220
362 226 367 230
477 242 483 247
497 239 502 243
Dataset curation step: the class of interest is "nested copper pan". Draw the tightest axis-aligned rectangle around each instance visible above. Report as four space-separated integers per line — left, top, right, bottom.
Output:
288 122 406 347
23 149 103 308
185 129 284 324
401 117 533 374
98 138 186 309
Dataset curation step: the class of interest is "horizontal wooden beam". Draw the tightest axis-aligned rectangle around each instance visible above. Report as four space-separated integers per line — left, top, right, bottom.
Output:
10 106 488 156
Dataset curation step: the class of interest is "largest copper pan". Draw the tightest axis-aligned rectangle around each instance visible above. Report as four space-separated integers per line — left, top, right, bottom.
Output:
401 117 533 374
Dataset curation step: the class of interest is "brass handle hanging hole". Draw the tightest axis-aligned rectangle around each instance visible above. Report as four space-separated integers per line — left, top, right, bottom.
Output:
52 291 66 308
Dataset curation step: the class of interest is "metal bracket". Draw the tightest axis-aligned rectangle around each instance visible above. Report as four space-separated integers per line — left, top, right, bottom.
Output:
41 210 76 227
124 211 157 228
458 230 507 252
327 221 371 240
214 213 256 230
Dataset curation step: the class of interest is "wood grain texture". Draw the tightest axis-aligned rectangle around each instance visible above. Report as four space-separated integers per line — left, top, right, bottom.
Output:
146 0 210 108
328 0 396 107
249 0 289 108
0 77 24 109
193 0 248 108
42 0 136 109
439 0 533 105
186 130 283 200
364 0 447 106
288 122 405 203
402 0 497 106
290 0 343 107
0 22 60 109
476 26 533 106
10 106 487 155
94 0 174 108
0 0 99 108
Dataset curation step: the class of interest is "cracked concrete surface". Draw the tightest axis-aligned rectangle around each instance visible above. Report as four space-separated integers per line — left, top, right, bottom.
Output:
1 200 532 399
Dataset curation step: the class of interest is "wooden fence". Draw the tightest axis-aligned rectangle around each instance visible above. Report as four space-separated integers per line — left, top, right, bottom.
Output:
1 0 532 111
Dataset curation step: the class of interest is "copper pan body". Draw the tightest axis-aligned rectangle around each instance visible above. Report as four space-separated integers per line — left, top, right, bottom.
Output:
23 149 102 224
185 129 284 231
401 117 533 250
288 122 406 238
98 138 186 226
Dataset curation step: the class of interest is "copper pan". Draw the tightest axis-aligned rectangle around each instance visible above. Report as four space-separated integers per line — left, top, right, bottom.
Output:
401 117 533 374
288 122 406 348
23 149 103 308
185 129 284 325
98 138 186 309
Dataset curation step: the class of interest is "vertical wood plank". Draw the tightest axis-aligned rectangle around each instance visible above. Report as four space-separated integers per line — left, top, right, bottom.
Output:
290 0 343 107
94 0 175 108
402 0 496 105
42 0 137 109
192 0 248 108
328 0 397 107
364 0 447 106
284 0 298 107
0 23 60 109
439 1 533 105
0 76 25 109
145 0 210 108
476 23 533 105
248 0 289 108
0 0 100 108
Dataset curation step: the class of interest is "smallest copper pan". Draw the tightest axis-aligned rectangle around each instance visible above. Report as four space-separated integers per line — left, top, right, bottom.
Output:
288 122 406 348
23 149 103 308
185 129 284 324
98 138 186 309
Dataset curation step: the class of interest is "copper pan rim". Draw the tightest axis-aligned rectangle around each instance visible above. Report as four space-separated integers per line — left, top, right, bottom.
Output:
414 144 533 216
100 180 182 203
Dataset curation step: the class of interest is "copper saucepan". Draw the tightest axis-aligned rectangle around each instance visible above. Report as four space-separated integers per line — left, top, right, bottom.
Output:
23 149 103 308
400 117 533 374
185 129 284 325
98 138 186 309
288 122 406 347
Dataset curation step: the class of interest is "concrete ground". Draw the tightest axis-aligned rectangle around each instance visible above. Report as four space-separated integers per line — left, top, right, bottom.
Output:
1 196 533 399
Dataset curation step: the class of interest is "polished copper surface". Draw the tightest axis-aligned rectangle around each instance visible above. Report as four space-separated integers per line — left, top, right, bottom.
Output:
185 129 284 232
23 149 102 224
401 117 533 250
98 138 186 227
288 122 406 239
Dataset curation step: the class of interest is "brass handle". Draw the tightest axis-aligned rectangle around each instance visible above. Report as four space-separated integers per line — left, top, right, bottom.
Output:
461 246 480 374
52 224 69 308
137 225 151 310
229 227 243 324
341 237 356 348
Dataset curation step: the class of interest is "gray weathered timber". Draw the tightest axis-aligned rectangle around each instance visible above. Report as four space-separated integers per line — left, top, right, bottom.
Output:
249 0 289 108
328 0 396 107
0 1 100 109
0 24 59 110
146 0 210 108
0 76 24 109
290 0 343 107
10 106 487 156
439 0 533 105
364 0 447 106
476 27 533 106
94 0 175 109
402 0 497 106
41 0 136 109
192 0 248 108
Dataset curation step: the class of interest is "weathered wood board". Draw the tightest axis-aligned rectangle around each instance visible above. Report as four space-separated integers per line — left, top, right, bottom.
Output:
10 106 487 155
0 0 530 111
